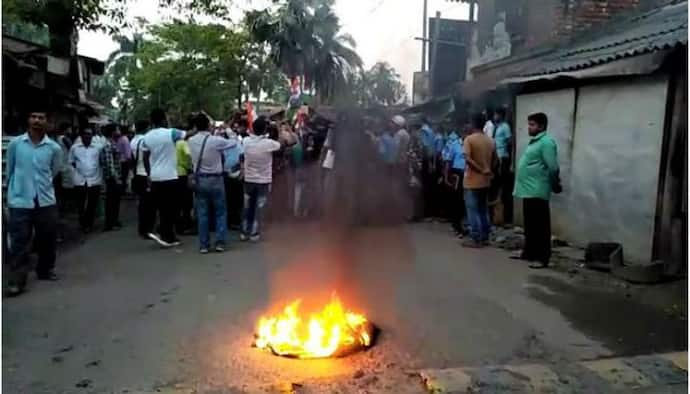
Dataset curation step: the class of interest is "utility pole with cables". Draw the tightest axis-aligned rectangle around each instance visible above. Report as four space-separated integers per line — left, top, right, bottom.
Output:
421 0 428 72
429 11 442 95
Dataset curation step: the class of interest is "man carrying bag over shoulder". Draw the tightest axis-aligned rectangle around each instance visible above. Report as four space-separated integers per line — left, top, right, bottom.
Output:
188 114 237 254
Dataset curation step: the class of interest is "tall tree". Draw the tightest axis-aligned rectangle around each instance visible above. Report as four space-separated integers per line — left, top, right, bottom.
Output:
239 41 287 108
366 62 406 106
347 62 406 107
307 1 362 102
125 22 246 123
246 0 362 104
2 0 232 56
92 32 143 120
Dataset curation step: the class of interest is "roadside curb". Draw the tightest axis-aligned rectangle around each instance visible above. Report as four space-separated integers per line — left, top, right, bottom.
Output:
419 351 688 393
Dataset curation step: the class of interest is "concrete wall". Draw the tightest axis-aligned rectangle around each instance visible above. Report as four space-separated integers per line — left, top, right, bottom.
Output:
515 88 576 238
514 75 669 263
570 76 668 263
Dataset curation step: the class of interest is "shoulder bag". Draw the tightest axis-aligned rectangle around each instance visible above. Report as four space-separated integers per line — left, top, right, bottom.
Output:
188 135 210 191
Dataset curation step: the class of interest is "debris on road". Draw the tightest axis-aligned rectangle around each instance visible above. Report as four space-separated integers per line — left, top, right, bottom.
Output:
419 367 473 393
585 242 623 271
56 345 74 353
491 227 524 251
75 378 92 388
612 261 667 284
268 381 303 393
418 352 687 393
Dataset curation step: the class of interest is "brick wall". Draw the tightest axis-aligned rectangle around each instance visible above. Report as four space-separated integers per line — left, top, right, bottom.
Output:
522 0 559 49
482 0 670 54
554 0 643 40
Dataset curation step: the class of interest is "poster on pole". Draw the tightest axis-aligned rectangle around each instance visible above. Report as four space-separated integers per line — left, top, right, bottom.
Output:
413 71 431 105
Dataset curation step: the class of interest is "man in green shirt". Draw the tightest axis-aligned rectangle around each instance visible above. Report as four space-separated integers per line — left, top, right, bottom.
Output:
175 136 194 235
513 113 560 269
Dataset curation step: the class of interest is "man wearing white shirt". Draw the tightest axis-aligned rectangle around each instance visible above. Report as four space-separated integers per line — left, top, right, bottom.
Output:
483 109 496 138
240 116 286 242
68 129 102 233
130 120 155 238
142 109 185 247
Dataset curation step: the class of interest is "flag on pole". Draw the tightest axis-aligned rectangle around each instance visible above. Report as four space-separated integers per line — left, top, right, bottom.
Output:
288 76 301 109
246 101 255 132
286 76 302 124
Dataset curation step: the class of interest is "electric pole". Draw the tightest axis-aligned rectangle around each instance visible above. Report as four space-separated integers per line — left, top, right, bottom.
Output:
430 11 442 95
421 0 428 72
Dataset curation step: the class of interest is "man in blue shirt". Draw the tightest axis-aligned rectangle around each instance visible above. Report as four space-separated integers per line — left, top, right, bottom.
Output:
377 129 397 165
419 119 436 158
493 108 514 224
220 127 243 228
441 129 466 236
6 107 63 295
418 119 439 219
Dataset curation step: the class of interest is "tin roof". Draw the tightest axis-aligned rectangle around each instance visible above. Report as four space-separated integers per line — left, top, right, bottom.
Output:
518 1 687 77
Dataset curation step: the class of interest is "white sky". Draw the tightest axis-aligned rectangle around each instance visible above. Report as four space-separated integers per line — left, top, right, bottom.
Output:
78 0 470 95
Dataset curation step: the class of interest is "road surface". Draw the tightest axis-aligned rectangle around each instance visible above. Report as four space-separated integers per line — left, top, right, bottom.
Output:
3 206 687 393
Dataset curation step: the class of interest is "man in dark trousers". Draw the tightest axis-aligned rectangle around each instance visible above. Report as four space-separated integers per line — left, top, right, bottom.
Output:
441 128 465 237
493 108 514 224
69 129 102 234
100 123 123 231
143 109 186 248
130 120 155 238
461 113 496 248
513 112 560 269
6 106 62 295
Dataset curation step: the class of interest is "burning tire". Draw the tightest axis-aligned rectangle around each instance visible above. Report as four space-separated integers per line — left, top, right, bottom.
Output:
253 295 378 359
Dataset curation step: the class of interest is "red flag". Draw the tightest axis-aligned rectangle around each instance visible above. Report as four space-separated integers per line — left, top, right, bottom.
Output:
246 101 254 132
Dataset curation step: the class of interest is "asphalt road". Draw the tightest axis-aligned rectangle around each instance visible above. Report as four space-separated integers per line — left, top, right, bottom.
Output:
3 209 687 393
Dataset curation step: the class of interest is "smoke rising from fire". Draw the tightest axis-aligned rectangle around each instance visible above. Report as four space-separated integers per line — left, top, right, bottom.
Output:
262 108 415 320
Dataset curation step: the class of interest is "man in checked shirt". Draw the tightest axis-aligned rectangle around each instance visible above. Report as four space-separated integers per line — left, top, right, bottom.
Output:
100 123 123 231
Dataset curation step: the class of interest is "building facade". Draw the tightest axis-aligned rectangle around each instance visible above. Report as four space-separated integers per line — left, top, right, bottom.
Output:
461 1 687 267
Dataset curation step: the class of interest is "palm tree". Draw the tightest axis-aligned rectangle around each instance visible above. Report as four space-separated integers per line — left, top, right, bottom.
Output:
92 30 143 121
246 0 362 104
366 62 406 106
106 33 142 66
306 2 362 103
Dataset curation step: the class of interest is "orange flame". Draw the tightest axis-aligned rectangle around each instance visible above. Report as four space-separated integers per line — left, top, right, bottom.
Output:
255 295 371 359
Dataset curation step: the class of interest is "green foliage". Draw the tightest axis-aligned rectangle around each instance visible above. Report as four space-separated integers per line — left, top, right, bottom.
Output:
95 21 289 125
2 0 232 34
246 0 363 104
365 62 406 106
2 19 50 46
347 62 406 107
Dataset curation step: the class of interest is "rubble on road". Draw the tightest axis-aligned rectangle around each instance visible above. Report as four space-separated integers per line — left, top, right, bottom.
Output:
490 227 524 251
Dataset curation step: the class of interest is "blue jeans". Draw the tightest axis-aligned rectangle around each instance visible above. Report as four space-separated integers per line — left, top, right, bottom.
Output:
195 175 227 249
242 182 270 236
464 188 490 242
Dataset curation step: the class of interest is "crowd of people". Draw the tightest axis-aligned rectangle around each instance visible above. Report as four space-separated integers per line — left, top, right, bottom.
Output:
4 103 560 297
